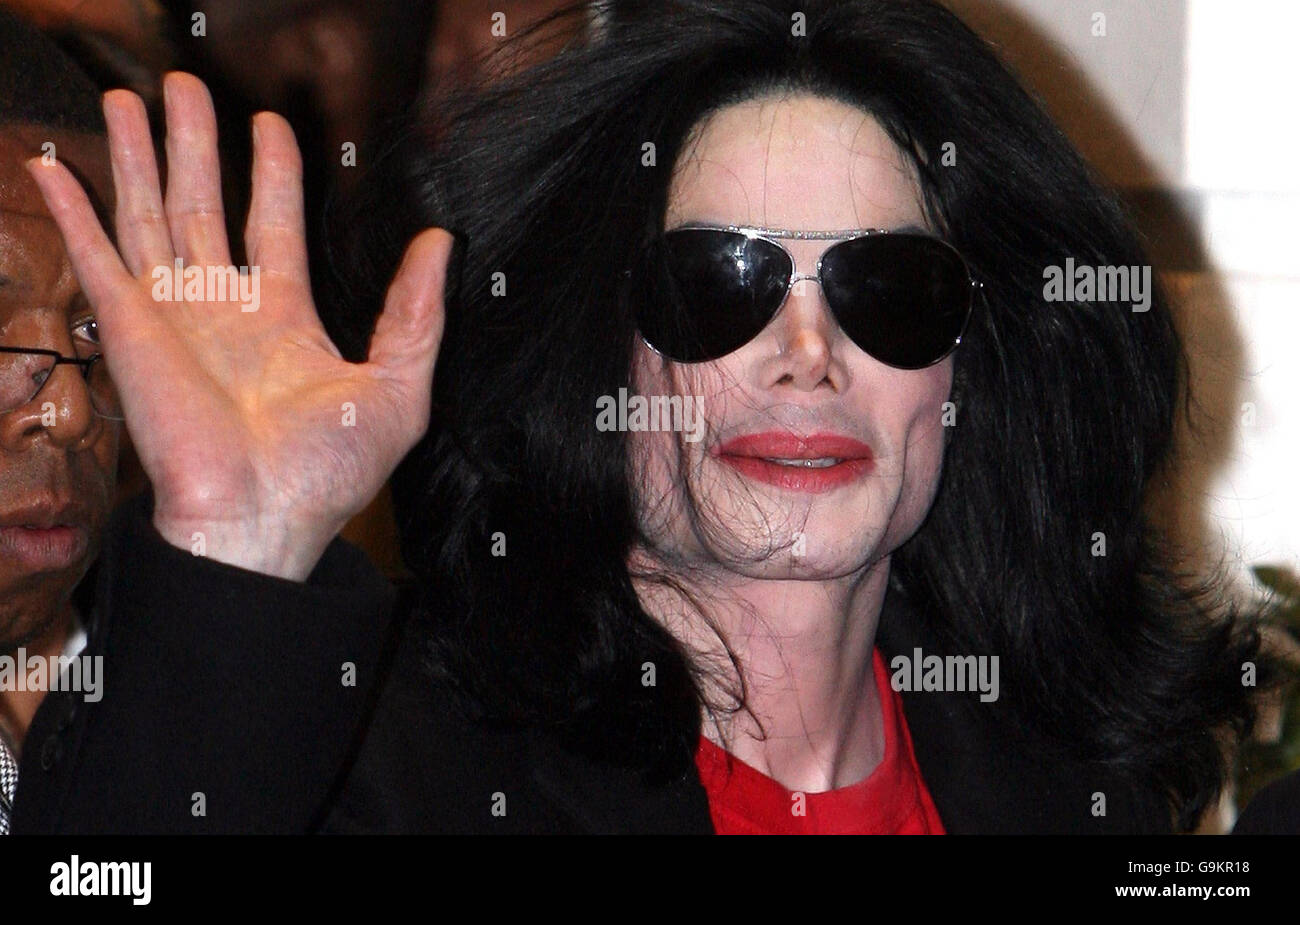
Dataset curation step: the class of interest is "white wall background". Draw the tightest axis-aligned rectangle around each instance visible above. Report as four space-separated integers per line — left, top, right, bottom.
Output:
947 0 1300 578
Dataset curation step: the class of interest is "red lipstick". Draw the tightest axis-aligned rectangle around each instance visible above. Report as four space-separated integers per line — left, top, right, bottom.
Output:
712 432 875 494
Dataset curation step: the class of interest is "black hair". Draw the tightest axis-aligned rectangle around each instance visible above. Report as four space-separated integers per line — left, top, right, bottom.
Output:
332 0 1279 831
0 8 106 133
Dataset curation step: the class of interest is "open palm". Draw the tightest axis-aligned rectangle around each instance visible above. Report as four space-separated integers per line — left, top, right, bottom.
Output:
28 73 451 579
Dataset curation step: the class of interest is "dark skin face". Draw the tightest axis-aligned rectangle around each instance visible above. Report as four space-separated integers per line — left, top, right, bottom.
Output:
0 124 119 654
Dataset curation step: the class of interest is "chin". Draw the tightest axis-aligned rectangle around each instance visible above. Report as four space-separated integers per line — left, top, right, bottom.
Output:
697 551 877 584
695 517 888 579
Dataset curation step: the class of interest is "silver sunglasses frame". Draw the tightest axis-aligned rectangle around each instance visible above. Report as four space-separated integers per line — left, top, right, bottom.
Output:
641 223 982 368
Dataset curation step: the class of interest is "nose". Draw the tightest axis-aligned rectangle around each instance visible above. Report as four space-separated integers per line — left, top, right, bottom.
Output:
757 274 843 392
0 358 104 453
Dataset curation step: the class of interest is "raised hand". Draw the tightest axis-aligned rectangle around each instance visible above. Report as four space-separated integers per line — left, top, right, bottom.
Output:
27 73 452 580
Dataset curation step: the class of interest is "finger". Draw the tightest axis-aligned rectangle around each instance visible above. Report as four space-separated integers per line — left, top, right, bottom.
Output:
26 158 136 330
103 89 173 275
367 228 454 400
245 111 309 291
162 72 232 268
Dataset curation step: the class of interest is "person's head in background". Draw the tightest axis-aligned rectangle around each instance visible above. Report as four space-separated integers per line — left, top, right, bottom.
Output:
161 0 583 150
0 0 174 105
157 0 434 201
0 9 120 742
426 0 590 90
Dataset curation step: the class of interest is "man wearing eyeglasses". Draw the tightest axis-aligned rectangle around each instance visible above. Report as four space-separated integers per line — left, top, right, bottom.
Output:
0 14 121 835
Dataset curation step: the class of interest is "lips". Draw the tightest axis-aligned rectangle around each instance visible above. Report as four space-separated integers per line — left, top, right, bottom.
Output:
0 499 94 572
712 432 875 493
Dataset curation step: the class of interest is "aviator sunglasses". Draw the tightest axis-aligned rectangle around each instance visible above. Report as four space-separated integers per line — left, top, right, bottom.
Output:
639 224 981 368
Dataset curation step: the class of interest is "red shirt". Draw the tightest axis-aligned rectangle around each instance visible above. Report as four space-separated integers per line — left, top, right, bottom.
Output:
694 647 945 834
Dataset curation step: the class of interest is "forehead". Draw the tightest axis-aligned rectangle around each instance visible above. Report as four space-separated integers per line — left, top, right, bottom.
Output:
0 124 111 291
665 93 927 234
0 124 112 224
0 126 110 327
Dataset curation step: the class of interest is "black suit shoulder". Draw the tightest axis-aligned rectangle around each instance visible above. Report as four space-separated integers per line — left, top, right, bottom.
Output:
322 615 566 833
1233 769 1300 834
323 613 713 834
876 585 1175 834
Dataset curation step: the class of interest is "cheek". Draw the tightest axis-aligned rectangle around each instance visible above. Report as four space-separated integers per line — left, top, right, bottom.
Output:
627 346 737 529
892 364 954 508
92 427 121 477
627 347 687 526
630 342 737 451
627 425 679 514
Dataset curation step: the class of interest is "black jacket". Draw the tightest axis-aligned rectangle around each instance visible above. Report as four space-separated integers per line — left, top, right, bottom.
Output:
14 493 1174 834
1232 771 1300 834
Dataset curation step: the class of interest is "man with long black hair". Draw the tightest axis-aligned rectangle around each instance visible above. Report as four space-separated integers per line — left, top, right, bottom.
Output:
13 0 1286 833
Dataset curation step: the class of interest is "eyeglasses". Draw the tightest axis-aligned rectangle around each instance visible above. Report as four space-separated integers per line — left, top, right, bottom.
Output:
0 346 123 420
638 224 981 368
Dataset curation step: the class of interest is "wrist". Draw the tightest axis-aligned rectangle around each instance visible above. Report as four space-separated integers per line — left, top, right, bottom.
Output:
151 509 339 582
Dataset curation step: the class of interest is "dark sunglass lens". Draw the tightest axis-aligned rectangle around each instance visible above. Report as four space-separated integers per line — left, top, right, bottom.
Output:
820 235 972 369
640 229 792 363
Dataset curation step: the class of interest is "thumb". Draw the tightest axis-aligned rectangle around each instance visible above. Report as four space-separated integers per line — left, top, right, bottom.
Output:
367 227 457 390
